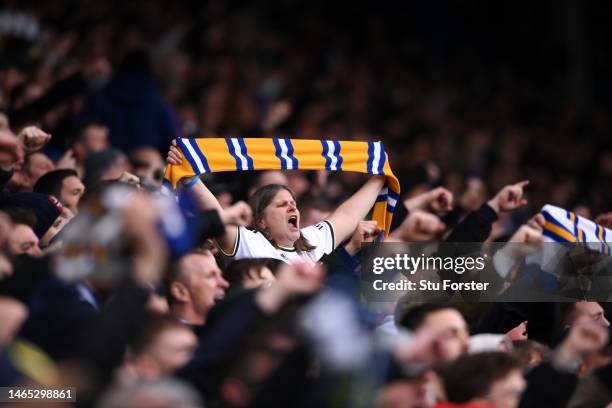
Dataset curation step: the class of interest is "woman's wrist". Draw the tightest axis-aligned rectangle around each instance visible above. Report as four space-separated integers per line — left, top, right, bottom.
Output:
182 176 200 189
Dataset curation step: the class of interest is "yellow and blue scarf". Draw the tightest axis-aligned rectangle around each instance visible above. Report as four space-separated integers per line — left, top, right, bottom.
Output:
163 137 400 236
541 204 611 254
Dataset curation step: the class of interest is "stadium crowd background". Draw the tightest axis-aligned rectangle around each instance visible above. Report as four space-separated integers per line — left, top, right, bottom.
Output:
1 0 612 407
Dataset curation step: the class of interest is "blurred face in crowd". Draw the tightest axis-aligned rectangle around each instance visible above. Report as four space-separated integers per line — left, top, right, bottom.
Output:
8 224 41 256
25 152 54 184
486 368 526 408
242 266 276 289
301 207 331 228
82 125 109 154
102 153 130 181
259 188 300 247
135 325 198 379
60 175 85 214
248 170 289 197
258 171 288 189
130 147 164 187
418 309 469 362
173 252 229 323
575 301 610 327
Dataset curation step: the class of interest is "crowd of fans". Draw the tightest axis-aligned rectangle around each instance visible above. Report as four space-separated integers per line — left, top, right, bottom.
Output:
1 1 612 407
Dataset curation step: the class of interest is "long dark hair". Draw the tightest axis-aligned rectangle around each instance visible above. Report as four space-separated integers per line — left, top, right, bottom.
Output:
249 184 316 253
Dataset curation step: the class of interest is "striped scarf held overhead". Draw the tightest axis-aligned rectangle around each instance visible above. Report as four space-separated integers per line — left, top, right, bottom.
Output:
541 204 611 254
524 204 612 281
163 137 400 236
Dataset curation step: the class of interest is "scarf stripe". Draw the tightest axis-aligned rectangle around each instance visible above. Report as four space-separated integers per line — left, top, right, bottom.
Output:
321 140 343 171
164 137 400 236
227 138 254 170
273 138 298 170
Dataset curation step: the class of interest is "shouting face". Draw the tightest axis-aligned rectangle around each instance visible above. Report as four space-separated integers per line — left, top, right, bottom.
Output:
259 188 300 247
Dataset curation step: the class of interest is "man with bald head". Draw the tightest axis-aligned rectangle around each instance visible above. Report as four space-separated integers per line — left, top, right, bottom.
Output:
167 250 229 326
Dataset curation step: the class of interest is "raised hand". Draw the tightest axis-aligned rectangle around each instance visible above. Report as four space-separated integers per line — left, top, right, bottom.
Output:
526 213 545 231
256 262 325 313
276 262 325 297
56 148 77 170
221 201 253 226
487 180 529 213
393 209 446 242
166 139 183 165
405 187 454 213
118 171 141 187
17 126 51 154
506 321 528 340
345 220 381 255
501 222 544 262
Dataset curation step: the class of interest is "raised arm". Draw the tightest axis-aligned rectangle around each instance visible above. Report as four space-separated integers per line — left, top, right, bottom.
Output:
189 179 240 252
166 140 248 253
327 175 385 247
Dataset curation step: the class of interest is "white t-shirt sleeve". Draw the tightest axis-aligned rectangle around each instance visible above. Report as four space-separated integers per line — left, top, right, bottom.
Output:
219 226 271 259
301 220 336 261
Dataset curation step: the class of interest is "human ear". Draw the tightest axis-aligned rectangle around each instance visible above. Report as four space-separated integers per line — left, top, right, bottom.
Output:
258 217 267 230
171 281 190 302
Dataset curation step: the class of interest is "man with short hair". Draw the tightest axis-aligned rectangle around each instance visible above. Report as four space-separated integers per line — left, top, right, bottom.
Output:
574 301 610 327
400 303 470 363
167 250 229 325
3 207 41 256
72 121 110 175
33 169 85 214
0 192 63 241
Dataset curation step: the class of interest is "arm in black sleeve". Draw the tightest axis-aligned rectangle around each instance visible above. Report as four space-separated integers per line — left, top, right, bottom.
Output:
445 203 498 243
322 246 362 299
434 204 498 299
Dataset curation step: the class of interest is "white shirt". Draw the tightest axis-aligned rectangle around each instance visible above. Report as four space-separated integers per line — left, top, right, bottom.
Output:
221 220 336 264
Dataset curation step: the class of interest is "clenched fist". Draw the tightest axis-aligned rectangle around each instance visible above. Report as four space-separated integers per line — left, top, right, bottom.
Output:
17 126 51 154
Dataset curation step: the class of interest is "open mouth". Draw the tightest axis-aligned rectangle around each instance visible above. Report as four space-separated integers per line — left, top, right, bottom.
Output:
288 215 298 229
